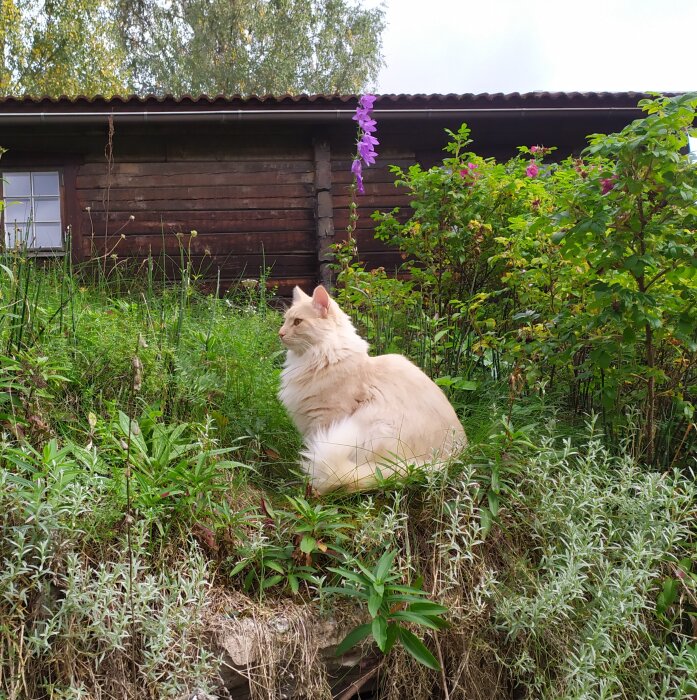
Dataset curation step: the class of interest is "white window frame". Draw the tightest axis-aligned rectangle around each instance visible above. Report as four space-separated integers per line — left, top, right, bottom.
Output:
1 170 64 252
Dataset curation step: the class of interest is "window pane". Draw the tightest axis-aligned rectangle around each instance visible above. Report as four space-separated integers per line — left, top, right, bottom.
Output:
34 198 61 222
3 172 31 197
34 223 62 248
5 223 34 247
32 172 60 196
3 198 32 224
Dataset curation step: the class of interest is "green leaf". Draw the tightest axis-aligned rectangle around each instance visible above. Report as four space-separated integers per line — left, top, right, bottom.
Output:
260 574 284 590
487 490 500 517
375 549 398 582
408 602 449 615
368 590 383 618
385 623 399 653
327 567 370 587
262 559 285 575
229 559 250 577
397 628 441 671
480 507 493 538
335 623 373 657
372 616 388 652
453 379 478 391
656 577 679 615
288 574 300 595
299 535 317 554
390 611 446 630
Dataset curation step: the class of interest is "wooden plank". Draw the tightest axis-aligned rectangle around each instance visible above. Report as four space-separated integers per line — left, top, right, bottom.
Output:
80 209 314 234
76 169 315 189
82 230 314 257
78 183 313 201
107 253 316 277
78 161 315 177
77 196 314 212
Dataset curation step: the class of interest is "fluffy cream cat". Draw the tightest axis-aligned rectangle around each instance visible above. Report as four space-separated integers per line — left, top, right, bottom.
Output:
278 285 466 494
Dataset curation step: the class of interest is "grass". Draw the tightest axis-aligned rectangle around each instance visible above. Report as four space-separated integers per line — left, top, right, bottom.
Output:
0 252 695 699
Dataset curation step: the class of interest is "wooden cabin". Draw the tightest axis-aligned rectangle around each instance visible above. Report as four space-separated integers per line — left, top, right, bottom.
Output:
0 92 650 294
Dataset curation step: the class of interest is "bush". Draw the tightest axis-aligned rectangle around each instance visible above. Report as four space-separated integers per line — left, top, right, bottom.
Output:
335 93 697 466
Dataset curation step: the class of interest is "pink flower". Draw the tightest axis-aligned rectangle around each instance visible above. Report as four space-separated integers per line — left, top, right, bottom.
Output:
601 176 617 195
459 162 479 183
526 161 539 178
530 145 540 153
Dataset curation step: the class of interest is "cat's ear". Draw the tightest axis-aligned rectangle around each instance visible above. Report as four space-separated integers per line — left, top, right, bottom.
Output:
311 285 331 317
292 286 310 303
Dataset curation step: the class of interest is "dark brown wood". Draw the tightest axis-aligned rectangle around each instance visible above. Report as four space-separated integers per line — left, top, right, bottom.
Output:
81 209 314 234
77 183 313 202
76 170 315 189
314 135 334 288
62 162 81 264
83 231 314 256
1 94 645 295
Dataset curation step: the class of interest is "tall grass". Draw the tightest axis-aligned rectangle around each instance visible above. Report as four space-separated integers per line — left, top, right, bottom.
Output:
0 245 695 699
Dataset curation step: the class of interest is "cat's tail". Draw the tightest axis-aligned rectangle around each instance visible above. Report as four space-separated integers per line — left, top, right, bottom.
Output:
301 417 443 494
300 418 395 494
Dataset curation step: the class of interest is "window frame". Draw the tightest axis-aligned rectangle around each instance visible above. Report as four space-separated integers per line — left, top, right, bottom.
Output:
1 169 66 254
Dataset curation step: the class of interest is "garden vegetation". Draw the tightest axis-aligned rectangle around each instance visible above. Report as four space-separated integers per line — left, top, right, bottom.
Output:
0 94 695 699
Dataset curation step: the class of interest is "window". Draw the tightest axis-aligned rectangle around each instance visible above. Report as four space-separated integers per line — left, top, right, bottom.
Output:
1 171 63 250
689 135 697 164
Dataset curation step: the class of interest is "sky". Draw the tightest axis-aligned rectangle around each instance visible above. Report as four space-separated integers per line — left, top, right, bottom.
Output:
364 0 697 95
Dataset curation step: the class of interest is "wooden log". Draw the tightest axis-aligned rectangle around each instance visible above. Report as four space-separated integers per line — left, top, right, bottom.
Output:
314 135 334 288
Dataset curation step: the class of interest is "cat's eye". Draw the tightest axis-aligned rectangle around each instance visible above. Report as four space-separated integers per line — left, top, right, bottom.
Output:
293 318 303 326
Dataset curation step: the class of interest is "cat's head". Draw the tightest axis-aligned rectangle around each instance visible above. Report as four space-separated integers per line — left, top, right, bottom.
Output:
278 285 354 353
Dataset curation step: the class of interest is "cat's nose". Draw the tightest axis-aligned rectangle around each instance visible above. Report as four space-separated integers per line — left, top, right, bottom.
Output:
279 329 286 339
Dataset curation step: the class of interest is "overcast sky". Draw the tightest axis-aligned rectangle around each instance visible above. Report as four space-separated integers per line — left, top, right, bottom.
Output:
365 0 697 95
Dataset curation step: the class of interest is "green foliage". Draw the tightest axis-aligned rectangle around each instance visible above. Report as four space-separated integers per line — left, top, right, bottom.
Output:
1 0 385 97
228 494 356 595
487 421 697 699
104 408 252 536
327 549 449 670
0 0 130 97
0 436 218 698
336 93 697 466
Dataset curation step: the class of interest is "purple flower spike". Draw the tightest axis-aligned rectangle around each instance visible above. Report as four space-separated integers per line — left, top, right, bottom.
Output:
350 94 379 195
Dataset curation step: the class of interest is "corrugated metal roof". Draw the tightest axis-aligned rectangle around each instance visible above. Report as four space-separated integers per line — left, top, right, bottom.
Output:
0 91 664 126
0 91 658 108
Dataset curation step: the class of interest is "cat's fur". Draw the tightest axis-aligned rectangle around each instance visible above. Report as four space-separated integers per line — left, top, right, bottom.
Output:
278 285 466 494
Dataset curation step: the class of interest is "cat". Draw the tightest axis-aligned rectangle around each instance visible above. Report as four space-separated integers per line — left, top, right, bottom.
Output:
278 285 467 494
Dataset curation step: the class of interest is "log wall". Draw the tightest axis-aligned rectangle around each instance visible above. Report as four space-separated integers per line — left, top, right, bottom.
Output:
0 95 647 296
